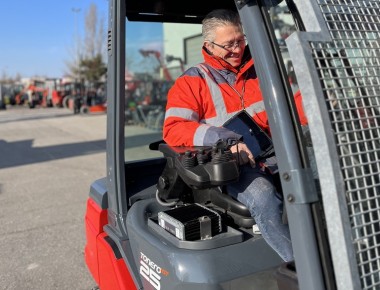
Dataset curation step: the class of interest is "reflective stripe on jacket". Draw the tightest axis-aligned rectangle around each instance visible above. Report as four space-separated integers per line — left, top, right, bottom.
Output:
163 46 307 147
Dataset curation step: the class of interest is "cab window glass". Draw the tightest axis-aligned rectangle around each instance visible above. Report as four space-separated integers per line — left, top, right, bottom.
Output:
124 21 201 162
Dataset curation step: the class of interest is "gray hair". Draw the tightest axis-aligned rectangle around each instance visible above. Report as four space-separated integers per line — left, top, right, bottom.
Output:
202 9 243 42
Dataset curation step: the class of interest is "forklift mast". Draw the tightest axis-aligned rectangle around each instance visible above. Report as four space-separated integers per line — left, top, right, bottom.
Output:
84 0 380 289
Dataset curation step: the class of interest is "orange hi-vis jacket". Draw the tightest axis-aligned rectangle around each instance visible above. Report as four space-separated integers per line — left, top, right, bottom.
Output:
163 47 307 147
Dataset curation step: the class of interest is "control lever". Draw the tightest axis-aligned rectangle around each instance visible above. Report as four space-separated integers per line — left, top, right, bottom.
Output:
156 142 239 204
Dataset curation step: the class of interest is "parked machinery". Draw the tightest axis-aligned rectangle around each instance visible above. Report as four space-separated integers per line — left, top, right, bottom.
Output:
44 78 66 108
125 50 181 130
61 81 106 114
21 78 48 109
0 84 7 109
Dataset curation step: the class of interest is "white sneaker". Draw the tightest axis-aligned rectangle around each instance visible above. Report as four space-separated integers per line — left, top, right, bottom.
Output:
252 224 261 235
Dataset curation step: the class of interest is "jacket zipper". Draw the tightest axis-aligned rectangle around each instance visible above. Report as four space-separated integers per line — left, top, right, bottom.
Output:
229 75 247 110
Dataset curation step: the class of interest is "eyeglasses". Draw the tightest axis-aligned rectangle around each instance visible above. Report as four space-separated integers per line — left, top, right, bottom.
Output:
209 36 247 51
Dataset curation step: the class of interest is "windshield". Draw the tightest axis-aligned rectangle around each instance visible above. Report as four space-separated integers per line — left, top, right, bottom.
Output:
123 5 298 162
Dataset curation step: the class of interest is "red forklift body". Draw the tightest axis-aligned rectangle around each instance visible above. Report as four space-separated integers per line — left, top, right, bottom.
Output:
84 183 135 290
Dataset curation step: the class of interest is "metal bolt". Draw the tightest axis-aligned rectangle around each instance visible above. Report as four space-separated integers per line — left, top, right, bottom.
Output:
287 194 295 203
282 172 291 181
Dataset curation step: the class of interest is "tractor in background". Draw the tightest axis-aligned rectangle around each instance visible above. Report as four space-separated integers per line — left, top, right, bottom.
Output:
62 81 107 114
124 49 184 130
19 78 48 109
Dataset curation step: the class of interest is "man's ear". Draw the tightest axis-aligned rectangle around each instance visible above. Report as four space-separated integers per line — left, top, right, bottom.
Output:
204 41 213 54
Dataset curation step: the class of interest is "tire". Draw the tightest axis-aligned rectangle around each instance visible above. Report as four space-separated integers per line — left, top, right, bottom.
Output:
80 106 89 114
62 96 70 108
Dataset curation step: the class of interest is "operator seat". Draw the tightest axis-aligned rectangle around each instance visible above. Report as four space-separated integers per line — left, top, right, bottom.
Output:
153 141 255 229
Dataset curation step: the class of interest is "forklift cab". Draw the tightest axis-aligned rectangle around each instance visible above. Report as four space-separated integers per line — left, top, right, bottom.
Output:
84 1 380 290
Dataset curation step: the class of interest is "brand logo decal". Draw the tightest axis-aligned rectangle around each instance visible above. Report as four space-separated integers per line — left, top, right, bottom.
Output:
140 252 169 290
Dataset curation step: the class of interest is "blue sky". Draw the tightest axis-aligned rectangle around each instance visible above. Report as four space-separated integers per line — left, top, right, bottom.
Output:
0 0 163 78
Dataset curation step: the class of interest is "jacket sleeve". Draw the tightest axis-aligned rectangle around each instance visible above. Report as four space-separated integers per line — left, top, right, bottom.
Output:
163 71 241 147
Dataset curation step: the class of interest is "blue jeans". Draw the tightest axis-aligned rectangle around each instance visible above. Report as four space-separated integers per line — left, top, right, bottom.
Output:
226 165 294 262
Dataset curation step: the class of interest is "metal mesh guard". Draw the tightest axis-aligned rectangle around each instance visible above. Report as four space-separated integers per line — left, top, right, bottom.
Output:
312 1 380 288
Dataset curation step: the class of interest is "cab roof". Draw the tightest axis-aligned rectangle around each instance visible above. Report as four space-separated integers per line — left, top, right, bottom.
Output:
125 0 238 23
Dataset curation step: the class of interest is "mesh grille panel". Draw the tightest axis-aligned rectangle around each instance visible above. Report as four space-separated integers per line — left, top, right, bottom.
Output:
311 1 380 288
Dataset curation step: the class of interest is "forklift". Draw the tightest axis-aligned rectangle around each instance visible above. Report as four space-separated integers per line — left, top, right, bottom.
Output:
84 0 380 289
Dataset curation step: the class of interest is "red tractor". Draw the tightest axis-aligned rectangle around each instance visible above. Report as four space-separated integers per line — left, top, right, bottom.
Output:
19 79 48 109
62 82 107 114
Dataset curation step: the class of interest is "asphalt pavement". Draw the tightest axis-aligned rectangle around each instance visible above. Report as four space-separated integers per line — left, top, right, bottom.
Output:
0 106 107 290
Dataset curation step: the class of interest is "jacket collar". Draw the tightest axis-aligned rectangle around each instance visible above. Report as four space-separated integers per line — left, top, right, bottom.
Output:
202 46 253 75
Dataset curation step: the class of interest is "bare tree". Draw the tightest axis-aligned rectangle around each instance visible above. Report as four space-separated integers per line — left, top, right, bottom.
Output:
65 3 106 85
0 70 21 85
64 7 83 79
0 70 9 84
84 4 105 59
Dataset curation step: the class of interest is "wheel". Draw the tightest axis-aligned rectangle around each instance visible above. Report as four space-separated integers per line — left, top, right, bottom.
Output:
80 106 89 114
62 95 70 108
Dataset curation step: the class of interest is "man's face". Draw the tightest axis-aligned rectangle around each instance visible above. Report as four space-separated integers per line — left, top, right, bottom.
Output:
205 25 246 68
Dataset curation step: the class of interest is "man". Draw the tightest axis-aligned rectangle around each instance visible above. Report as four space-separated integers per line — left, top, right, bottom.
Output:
163 9 306 262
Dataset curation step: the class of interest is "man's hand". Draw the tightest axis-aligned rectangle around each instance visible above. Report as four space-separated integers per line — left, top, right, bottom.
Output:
229 142 255 167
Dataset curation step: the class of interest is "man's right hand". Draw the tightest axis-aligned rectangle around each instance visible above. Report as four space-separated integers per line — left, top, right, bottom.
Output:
229 142 255 168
